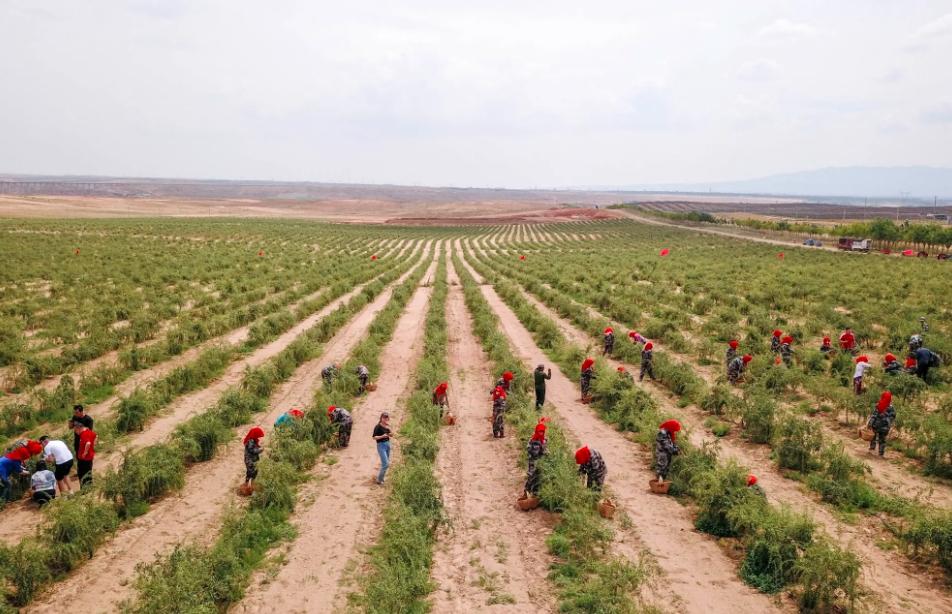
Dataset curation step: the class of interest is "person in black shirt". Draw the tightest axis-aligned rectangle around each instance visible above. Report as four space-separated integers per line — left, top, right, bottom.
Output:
70 405 93 456
373 412 392 485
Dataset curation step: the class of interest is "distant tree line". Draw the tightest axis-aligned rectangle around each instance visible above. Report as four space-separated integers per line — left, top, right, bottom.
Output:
635 207 952 250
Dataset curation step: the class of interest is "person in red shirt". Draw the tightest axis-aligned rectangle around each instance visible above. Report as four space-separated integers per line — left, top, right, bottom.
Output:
839 328 857 354
73 423 97 487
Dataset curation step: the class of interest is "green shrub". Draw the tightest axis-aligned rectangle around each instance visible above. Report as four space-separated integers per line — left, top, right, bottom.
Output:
101 445 186 517
902 511 952 574
701 383 738 417
692 462 768 537
774 415 823 473
740 507 815 593
740 393 777 444
173 412 232 463
795 539 861 612
0 540 53 606
40 496 120 574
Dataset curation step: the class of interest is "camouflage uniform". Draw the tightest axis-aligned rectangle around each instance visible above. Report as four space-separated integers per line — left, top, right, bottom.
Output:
329 407 353 447
884 359 902 375
867 405 895 456
524 438 547 495
492 396 507 438
321 365 338 386
770 336 781 354
356 365 370 393
654 430 679 480
244 439 262 481
727 356 745 384
725 346 737 367
639 349 654 381
909 334 924 353
578 449 607 491
580 368 596 396
603 332 615 356
780 342 793 366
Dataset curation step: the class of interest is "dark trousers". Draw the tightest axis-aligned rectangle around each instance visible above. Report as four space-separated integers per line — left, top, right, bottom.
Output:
534 387 545 409
77 459 93 487
869 430 888 456
338 421 353 447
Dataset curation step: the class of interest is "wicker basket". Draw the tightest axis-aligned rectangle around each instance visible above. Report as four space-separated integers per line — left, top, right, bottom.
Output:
581 395 593 404
365 383 378 392
648 479 670 495
442 412 456 426
237 483 254 497
858 426 874 442
598 498 617 519
516 494 540 511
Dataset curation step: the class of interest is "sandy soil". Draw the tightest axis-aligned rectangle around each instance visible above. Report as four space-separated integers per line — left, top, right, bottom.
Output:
500 265 952 612
428 257 557 612
234 248 439 614
26 246 435 614
0 246 424 547
455 252 781 614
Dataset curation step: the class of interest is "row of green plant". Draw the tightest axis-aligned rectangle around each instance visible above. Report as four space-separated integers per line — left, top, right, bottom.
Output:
0 228 360 386
465 250 864 610
0 256 427 608
352 253 449 612
472 227 952 480
0 244 414 451
123 254 436 612
453 253 659 613
473 242 952 580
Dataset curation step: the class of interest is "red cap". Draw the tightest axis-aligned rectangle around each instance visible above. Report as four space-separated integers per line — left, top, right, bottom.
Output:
659 419 682 442
747 474 758 487
644 342 653 350
772 329 782 337
659 248 670 256
327 405 336 415
581 358 595 371
617 366 627 373
781 336 793 344
729 340 739 349
884 353 896 363
531 423 546 442
877 391 892 412
289 409 304 418
502 371 514 382
604 327 613 334
742 354 753 363
574 446 591 465
856 355 869 364
243 426 264 445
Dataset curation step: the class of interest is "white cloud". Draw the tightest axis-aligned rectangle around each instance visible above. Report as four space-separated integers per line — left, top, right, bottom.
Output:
921 102 952 124
737 59 780 81
758 19 817 40
915 13 952 39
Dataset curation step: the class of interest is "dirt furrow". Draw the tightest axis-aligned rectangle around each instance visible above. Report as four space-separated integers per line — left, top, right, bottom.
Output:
25 247 436 614
507 273 952 613
429 257 556 612
234 251 440 614
0 247 425 548
456 254 780 614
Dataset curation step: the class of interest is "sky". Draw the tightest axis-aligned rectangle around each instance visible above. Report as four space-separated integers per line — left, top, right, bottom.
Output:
2 1 952 188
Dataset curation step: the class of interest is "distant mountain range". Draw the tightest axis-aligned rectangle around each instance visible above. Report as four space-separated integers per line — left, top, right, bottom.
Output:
598 166 952 201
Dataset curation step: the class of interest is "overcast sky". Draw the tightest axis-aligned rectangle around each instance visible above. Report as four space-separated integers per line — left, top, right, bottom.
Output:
2 1 951 187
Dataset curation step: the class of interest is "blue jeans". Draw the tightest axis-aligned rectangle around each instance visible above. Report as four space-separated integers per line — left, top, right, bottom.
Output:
376 440 391 484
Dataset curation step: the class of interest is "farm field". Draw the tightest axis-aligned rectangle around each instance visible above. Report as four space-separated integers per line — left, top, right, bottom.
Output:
0 216 950 613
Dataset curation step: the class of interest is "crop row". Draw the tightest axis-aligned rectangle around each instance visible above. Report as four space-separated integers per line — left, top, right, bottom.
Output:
452 252 658 612
469 239 952 583
0 252 425 608
124 253 435 612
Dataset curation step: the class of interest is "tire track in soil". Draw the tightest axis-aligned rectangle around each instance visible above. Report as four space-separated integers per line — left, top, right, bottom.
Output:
428 256 557 613
0 242 426 548
506 271 952 613
25 245 435 614
234 248 441 614
456 252 782 614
